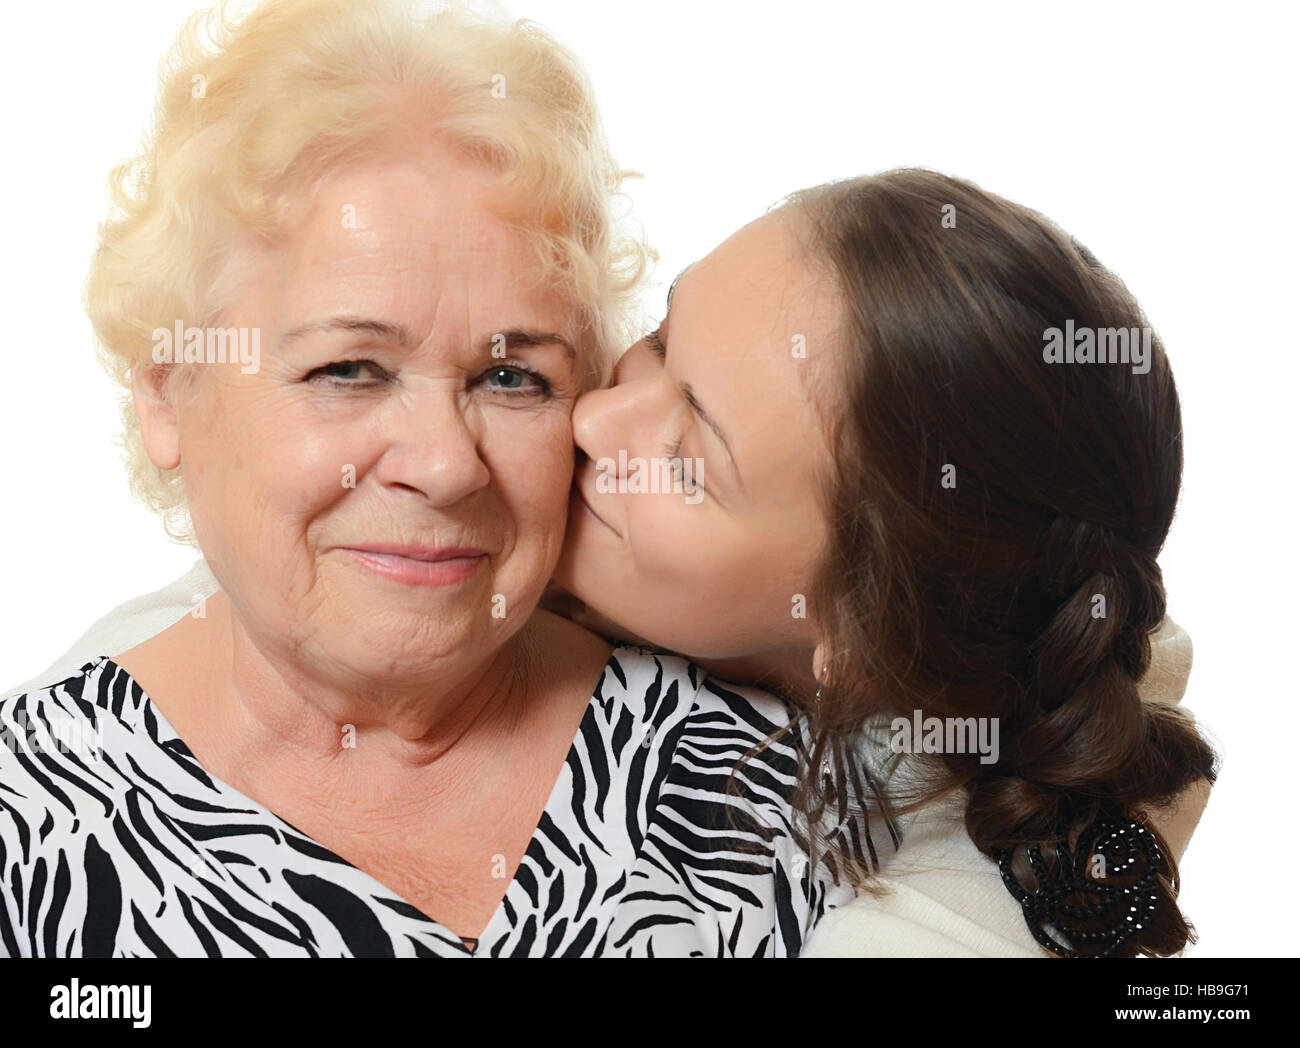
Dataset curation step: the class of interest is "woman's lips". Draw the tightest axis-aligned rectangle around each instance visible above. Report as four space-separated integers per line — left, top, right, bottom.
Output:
338 545 487 587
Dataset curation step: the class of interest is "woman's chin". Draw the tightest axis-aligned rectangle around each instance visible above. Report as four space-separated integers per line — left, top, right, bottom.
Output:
303 626 499 684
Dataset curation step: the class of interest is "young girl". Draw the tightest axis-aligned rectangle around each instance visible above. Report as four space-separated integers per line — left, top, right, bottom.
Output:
551 168 1216 958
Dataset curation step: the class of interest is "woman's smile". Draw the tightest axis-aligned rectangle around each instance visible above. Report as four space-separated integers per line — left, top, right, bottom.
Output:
337 544 489 587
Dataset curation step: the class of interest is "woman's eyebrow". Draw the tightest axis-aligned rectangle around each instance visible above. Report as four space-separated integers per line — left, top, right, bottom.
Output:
280 315 414 347
278 316 574 361
480 329 576 362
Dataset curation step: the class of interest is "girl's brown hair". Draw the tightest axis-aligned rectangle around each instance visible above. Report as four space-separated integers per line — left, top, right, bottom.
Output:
783 168 1218 957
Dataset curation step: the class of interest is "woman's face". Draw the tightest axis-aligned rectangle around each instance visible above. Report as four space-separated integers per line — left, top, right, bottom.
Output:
554 209 844 662
139 144 583 688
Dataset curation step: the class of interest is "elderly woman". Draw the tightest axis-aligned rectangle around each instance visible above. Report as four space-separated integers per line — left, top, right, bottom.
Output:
0 0 855 957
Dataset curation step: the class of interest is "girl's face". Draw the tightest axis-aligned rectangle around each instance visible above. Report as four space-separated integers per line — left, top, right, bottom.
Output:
553 210 844 667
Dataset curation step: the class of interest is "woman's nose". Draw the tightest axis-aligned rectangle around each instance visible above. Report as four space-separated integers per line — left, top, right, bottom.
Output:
374 389 491 506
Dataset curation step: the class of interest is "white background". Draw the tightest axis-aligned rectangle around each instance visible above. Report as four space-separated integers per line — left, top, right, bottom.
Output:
0 0 1295 956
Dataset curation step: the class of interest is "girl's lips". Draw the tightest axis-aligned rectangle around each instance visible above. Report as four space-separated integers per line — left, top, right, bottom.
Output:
339 547 487 587
570 481 618 535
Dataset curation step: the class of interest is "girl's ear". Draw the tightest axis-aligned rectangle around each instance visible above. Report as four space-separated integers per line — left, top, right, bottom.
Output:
812 640 830 685
132 364 182 471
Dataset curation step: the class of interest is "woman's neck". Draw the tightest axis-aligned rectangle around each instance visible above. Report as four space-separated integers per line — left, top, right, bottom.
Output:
112 592 561 808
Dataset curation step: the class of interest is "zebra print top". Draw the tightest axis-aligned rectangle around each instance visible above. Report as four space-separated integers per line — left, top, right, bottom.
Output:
0 647 868 957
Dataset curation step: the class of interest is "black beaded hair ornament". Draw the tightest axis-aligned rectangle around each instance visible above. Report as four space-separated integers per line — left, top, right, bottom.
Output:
992 806 1171 958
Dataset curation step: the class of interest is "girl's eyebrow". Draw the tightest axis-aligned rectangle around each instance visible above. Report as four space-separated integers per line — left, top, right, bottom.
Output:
660 276 743 491
660 262 742 486
681 381 741 488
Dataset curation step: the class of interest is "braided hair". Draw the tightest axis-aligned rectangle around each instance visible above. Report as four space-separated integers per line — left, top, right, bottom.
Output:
784 169 1218 957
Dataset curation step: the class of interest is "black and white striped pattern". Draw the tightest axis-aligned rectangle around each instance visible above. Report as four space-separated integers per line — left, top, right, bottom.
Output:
0 647 871 956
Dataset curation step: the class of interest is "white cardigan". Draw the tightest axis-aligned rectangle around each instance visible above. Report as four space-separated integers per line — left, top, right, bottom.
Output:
804 616 1196 957
804 789 1044 956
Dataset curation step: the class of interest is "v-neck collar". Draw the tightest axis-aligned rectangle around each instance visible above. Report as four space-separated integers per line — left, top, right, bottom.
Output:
92 653 622 957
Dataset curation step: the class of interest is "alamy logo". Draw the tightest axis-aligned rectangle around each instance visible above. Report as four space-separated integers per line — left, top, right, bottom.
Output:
152 320 261 374
50 980 151 1028
595 450 704 505
1042 321 1152 374
890 711 1000 765
0 708 103 760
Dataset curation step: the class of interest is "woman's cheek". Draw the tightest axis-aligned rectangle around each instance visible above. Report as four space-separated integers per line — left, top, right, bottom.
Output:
247 414 361 533
486 406 576 517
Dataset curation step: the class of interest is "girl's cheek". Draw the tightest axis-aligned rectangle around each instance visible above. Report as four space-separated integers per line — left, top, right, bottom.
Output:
634 499 717 575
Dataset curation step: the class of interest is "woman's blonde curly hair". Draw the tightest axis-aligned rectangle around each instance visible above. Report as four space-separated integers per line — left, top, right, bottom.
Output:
85 0 652 545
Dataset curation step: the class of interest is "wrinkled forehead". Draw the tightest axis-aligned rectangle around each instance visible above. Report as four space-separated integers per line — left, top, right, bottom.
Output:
236 152 588 351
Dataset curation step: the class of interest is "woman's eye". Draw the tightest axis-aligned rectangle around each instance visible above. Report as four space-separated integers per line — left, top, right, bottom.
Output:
480 365 551 397
307 360 388 385
304 360 551 397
